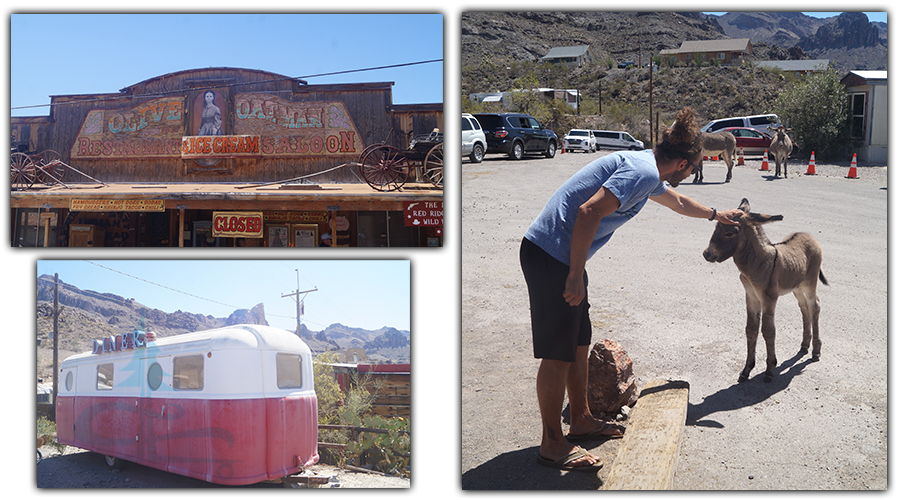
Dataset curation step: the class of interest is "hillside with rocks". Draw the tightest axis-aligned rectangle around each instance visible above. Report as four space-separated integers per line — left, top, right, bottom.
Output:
36 275 410 381
462 12 886 132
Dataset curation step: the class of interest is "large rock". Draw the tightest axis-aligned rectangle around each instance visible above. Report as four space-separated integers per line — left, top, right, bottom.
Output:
225 302 268 326
587 339 638 414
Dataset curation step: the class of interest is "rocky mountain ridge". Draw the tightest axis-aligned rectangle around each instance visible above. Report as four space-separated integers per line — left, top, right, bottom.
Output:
35 275 409 380
461 11 885 140
462 12 886 73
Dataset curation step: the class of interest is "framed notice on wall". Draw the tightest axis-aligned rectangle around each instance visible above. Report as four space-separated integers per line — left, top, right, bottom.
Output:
291 224 318 248
266 224 289 248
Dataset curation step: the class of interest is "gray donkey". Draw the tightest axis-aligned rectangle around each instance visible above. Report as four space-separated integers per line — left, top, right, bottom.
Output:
703 198 828 383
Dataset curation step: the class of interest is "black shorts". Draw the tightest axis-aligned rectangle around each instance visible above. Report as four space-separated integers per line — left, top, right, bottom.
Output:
520 237 591 362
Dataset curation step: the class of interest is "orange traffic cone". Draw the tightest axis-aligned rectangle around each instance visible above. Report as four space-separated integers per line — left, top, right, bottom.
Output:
760 150 769 171
805 151 817 175
737 147 745 166
561 145 565 154
847 153 859 179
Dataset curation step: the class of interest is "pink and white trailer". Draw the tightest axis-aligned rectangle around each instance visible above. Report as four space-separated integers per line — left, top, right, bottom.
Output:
55 324 319 485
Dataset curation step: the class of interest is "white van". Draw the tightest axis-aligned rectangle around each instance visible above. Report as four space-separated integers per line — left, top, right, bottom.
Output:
462 113 486 163
592 130 645 150
701 114 782 135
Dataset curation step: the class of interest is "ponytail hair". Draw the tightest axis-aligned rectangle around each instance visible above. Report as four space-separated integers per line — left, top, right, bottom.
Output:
655 107 702 162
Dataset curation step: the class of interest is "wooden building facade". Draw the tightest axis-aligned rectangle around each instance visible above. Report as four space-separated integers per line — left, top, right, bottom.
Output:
11 67 443 248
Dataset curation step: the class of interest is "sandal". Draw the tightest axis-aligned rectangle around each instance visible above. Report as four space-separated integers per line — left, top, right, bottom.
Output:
537 447 604 472
566 423 625 442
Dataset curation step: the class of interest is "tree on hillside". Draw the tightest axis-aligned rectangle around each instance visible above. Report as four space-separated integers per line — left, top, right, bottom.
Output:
773 67 852 161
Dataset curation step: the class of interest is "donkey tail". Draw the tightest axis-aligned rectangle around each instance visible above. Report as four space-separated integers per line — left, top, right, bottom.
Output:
819 269 829 286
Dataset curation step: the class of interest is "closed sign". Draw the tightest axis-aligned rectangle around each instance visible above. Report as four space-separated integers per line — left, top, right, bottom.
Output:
212 212 264 238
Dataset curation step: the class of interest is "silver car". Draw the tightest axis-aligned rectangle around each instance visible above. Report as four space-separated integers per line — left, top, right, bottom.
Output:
462 113 486 163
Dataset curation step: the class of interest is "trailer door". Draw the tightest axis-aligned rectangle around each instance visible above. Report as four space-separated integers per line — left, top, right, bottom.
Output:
137 359 169 470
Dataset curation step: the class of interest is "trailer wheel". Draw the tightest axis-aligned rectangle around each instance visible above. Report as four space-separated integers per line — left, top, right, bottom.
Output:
103 454 126 469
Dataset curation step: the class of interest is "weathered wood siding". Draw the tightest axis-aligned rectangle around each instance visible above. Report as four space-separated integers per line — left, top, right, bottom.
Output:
391 104 443 147
10 116 52 153
39 68 428 184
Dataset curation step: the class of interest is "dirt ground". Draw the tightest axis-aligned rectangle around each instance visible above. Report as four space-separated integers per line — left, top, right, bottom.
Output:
37 444 409 488
461 150 887 490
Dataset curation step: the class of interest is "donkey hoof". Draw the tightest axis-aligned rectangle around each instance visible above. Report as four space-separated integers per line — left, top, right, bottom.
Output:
811 352 821 362
738 373 749 383
798 347 809 356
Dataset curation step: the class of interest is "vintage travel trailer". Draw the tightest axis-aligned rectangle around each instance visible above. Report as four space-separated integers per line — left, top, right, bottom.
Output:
55 324 318 485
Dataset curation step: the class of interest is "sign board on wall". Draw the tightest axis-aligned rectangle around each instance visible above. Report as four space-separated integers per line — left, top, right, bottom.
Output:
234 93 365 157
70 199 165 212
70 93 365 160
263 211 328 223
403 201 443 227
212 211 264 238
182 135 261 158
70 97 185 159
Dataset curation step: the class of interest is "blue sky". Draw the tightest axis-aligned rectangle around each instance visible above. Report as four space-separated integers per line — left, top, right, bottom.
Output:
36 260 411 333
704 12 886 23
10 13 443 117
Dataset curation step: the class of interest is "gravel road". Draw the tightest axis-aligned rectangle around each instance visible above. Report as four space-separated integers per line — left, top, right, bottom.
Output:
461 149 887 490
37 445 409 489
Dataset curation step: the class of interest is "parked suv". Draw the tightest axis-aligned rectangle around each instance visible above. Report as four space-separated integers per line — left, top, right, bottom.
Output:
563 129 596 153
701 114 782 136
592 130 645 150
462 113 486 163
473 112 558 160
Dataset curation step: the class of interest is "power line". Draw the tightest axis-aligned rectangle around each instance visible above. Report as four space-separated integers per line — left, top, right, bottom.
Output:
81 261 294 320
85 261 243 310
12 58 442 111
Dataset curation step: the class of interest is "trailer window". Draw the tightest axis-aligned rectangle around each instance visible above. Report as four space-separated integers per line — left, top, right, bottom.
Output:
276 353 303 389
97 363 114 390
147 362 163 391
173 355 204 390
65 371 74 392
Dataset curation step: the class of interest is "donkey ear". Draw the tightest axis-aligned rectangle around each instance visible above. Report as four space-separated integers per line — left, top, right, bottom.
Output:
747 212 783 224
738 198 750 213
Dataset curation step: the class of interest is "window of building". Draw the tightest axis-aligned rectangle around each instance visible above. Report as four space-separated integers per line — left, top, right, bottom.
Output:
173 355 204 390
12 208 60 247
276 353 303 389
97 363 114 390
849 93 867 139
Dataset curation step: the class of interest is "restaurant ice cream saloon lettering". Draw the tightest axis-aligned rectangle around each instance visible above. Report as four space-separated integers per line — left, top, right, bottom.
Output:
11 67 443 247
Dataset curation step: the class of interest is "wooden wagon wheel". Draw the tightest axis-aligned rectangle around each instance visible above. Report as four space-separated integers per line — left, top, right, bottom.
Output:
11 152 36 190
423 142 443 188
358 144 409 191
35 150 65 185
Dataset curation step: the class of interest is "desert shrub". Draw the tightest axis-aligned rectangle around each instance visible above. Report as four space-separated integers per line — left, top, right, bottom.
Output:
774 67 852 161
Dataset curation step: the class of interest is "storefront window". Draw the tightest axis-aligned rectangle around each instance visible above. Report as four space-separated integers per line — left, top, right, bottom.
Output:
357 211 420 247
13 208 59 247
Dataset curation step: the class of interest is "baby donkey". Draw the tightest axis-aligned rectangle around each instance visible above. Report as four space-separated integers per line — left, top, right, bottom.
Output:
703 198 828 383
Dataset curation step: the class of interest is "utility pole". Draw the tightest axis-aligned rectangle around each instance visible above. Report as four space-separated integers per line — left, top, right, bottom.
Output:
649 61 653 148
282 269 317 336
52 273 59 418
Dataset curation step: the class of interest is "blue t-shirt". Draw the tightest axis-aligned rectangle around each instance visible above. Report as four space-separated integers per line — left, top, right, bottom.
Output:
524 150 666 265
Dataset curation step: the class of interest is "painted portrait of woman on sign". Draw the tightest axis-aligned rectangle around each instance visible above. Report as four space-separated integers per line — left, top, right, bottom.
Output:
192 90 225 167
198 90 224 136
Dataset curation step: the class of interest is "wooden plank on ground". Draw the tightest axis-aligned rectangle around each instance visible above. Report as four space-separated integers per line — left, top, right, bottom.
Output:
602 379 690 490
